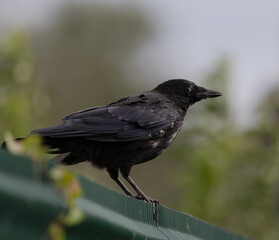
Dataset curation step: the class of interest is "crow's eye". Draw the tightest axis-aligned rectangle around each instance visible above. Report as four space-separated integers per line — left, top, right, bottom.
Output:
187 88 192 93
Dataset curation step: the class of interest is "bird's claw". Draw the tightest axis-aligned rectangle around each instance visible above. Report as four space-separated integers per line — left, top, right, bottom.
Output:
135 195 159 204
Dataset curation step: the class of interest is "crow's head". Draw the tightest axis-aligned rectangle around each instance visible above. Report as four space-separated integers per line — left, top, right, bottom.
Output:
153 79 222 108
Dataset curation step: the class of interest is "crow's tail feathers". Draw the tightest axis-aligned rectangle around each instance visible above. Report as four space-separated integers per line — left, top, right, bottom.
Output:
1 141 7 150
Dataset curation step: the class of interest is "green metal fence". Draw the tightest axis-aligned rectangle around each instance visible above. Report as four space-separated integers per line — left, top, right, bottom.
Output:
0 151 251 240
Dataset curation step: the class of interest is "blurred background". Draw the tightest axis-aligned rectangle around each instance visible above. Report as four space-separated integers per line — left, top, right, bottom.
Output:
0 1 279 239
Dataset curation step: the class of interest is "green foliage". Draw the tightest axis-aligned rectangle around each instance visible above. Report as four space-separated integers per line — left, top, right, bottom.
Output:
4 133 84 240
0 32 36 140
4 133 48 161
50 167 83 208
49 166 84 240
169 58 279 240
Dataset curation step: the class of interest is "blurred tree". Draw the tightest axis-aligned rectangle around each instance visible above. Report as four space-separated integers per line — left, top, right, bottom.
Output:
0 32 39 141
168 59 279 240
32 3 151 124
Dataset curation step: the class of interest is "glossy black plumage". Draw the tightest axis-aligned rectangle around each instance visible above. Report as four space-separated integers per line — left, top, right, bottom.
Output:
2 79 222 202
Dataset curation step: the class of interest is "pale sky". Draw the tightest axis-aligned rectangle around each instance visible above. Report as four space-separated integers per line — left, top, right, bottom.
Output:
1 0 279 127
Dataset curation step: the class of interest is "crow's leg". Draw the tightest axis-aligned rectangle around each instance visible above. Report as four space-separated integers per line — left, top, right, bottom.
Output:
107 168 134 197
120 166 158 203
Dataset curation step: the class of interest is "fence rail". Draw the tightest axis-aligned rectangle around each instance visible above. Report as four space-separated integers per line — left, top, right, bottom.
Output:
0 151 251 240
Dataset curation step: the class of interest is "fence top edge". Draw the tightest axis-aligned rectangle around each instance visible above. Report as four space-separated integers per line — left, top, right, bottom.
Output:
0 151 252 240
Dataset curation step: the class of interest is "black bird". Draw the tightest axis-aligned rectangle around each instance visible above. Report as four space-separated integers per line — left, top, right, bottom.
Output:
2 79 221 202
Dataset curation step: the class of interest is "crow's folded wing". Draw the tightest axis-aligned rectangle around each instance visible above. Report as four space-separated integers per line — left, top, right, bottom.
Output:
31 93 179 142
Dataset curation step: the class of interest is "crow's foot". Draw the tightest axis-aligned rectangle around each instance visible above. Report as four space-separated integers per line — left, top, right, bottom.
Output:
134 195 159 204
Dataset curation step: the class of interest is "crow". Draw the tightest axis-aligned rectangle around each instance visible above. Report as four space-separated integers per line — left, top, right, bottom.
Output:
1 79 221 202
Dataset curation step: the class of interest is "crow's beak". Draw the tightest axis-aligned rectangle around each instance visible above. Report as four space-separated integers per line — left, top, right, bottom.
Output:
197 87 222 99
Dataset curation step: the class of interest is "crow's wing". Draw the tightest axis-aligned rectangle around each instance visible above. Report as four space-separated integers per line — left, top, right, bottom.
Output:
31 92 179 142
